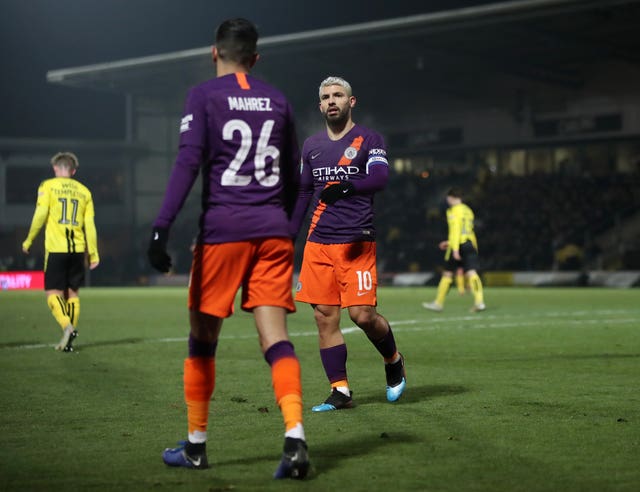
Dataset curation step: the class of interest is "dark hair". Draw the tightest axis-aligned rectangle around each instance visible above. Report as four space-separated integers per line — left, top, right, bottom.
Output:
215 18 258 66
447 187 462 198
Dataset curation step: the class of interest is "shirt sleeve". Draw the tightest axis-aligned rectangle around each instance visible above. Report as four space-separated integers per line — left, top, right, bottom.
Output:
353 133 389 194
352 164 388 194
83 193 100 263
280 102 301 218
153 86 206 229
22 182 49 251
448 208 462 251
288 149 314 238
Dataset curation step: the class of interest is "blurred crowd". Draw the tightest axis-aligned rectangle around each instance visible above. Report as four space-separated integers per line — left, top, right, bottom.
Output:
375 169 640 274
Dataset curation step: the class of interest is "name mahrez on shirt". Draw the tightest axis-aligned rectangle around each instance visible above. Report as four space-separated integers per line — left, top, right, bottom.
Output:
228 97 272 112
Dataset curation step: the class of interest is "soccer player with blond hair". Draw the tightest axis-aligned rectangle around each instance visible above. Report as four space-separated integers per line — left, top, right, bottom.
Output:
22 151 100 352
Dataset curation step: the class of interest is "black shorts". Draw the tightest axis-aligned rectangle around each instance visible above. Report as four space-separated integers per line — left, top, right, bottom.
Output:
445 240 480 272
45 253 86 291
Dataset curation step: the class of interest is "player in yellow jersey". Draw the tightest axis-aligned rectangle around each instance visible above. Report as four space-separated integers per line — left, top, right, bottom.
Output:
423 187 485 313
22 152 100 352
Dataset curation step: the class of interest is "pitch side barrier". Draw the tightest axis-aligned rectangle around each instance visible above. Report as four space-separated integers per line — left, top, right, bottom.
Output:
489 271 640 288
0 271 45 290
386 271 640 288
146 271 640 288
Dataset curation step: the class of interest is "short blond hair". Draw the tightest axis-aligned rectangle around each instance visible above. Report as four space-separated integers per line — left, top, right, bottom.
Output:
318 76 352 99
51 152 79 170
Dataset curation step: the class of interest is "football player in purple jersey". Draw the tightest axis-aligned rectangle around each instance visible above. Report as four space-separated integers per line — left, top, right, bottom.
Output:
148 18 309 479
290 76 406 412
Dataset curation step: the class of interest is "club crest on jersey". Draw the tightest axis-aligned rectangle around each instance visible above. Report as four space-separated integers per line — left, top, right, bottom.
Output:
343 146 358 160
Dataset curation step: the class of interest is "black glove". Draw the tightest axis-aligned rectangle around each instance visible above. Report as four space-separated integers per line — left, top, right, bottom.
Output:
319 181 355 205
147 227 172 273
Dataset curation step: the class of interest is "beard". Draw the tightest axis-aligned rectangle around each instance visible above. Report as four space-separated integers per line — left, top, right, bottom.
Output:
323 106 350 130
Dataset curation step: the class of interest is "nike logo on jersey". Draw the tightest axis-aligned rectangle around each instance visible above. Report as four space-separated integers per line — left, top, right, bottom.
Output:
310 152 322 160
357 291 369 296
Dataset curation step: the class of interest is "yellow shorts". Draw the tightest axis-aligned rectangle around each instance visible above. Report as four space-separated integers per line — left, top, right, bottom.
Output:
295 241 378 308
189 238 295 318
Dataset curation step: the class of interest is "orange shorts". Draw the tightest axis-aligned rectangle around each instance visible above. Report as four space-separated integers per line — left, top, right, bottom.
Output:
295 241 378 308
188 238 295 318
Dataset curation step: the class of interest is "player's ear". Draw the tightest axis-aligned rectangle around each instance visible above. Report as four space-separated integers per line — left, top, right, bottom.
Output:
349 96 357 108
212 46 218 63
249 53 259 68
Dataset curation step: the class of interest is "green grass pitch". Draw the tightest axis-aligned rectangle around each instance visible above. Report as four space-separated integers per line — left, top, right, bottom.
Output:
1 286 639 491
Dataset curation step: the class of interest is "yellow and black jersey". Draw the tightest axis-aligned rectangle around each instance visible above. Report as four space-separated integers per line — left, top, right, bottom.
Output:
446 203 478 253
22 177 99 263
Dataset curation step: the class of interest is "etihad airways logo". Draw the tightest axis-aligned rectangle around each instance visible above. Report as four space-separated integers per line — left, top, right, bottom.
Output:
313 165 359 182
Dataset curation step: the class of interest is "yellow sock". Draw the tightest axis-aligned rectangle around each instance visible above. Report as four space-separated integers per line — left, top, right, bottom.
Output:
468 273 484 305
456 274 465 294
66 298 80 327
47 294 71 330
435 276 453 306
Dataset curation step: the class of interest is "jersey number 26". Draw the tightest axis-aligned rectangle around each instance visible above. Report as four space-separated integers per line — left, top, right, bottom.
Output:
221 119 280 187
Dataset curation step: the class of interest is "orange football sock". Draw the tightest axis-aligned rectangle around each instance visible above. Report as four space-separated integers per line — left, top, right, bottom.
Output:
271 357 303 431
183 357 215 440
330 379 349 389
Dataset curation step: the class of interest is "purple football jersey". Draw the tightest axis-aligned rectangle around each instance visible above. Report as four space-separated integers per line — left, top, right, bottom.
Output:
299 124 389 244
154 73 300 243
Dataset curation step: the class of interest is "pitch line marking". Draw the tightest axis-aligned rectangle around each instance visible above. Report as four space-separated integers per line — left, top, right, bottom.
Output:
3 309 639 350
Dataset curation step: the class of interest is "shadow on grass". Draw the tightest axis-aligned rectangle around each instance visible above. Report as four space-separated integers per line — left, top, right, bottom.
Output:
215 431 419 480
73 338 147 349
309 431 419 477
354 383 468 406
1 337 148 350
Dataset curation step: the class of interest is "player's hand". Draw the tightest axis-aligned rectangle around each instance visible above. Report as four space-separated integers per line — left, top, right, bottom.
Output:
147 227 172 273
319 181 355 205
438 240 449 251
453 250 461 261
